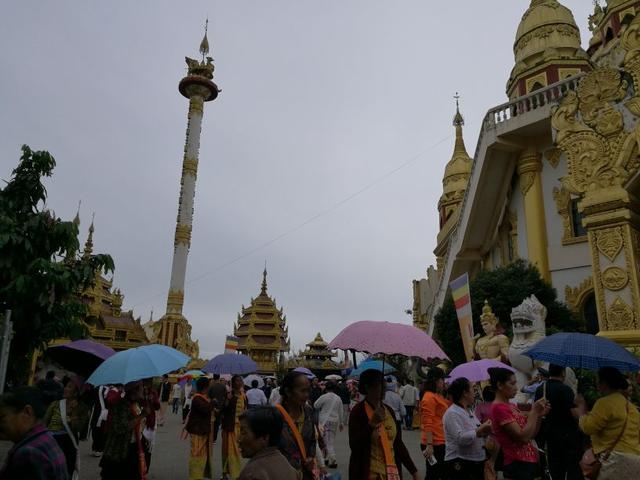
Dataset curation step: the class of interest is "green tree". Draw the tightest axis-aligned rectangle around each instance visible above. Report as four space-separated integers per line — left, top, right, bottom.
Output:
0 145 114 383
435 260 583 365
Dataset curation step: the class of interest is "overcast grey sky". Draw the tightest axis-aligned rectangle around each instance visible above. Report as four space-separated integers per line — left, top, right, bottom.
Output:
1 1 592 359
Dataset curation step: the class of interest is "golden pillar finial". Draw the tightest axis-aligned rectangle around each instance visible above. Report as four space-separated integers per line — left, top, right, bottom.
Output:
200 17 210 62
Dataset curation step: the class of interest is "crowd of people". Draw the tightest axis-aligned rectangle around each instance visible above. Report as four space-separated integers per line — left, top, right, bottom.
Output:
0 363 639 480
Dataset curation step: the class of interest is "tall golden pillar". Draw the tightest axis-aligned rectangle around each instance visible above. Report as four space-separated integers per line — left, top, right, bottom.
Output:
581 190 640 350
517 149 551 282
550 14 640 350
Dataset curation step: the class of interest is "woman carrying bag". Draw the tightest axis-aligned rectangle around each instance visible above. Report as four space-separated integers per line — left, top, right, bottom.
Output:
577 367 640 479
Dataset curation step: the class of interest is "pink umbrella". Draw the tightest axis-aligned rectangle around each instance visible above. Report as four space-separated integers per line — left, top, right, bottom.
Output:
328 321 449 361
447 359 515 383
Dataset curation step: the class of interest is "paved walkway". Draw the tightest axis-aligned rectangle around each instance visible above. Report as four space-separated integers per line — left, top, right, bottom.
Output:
2 410 428 479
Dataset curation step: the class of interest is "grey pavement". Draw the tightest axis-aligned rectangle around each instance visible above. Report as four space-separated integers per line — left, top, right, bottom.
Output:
2 410 428 479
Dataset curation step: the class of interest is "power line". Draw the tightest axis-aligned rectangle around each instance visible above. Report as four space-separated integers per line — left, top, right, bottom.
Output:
131 130 455 308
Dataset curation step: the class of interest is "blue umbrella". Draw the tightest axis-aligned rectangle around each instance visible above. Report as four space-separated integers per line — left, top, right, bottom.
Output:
349 359 395 378
202 353 257 375
523 332 640 372
87 344 190 385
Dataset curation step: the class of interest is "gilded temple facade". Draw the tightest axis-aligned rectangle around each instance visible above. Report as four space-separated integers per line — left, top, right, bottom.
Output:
234 270 290 375
414 0 640 352
285 333 342 377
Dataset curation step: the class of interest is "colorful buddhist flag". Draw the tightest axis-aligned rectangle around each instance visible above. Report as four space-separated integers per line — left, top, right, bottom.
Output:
224 335 239 353
450 273 475 361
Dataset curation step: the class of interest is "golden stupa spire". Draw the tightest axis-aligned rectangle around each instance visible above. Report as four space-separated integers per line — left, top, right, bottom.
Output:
261 263 268 295
452 93 469 159
83 213 95 259
72 200 81 227
199 18 210 61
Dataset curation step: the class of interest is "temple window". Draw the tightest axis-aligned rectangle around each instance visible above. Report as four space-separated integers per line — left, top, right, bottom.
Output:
114 330 127 342
570 198 587 237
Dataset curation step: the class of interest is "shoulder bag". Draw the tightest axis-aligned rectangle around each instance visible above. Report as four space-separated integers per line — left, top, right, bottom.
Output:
579 400 630 480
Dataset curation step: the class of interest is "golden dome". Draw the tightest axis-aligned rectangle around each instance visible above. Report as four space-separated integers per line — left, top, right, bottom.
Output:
508 0 589 96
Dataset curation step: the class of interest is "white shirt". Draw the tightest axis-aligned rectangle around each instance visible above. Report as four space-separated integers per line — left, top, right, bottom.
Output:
269 387 281 405
399 385 419 406
384 391 406 421
314 392 345 426
443 403 485 462
171 383 182 399
183 383 193 407
246 388 268 406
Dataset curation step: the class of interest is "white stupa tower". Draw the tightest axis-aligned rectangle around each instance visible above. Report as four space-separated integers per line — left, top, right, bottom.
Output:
151 22 219 357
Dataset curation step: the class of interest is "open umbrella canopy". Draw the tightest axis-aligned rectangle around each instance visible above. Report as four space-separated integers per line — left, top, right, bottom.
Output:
349 359 395 378
244 374 264 388
87 344 189 385
202 353 257 375
47 340 116 376
328 320 449 361
523 332 640 372
292 367 316 379
447 359 515 383
325 374 342 381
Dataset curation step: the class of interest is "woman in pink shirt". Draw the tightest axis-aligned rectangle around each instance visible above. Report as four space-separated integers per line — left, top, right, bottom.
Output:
488 368 550 480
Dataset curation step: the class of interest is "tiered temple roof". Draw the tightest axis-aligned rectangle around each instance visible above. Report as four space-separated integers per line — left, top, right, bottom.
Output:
234 269 290 374
79 220 149 351
286 332 342 376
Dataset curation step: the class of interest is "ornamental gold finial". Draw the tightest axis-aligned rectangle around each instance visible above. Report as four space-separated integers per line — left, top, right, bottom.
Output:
73 200 81 227
453 92 464 127
83 213 95 259
261 263 268 294
200 18 210 61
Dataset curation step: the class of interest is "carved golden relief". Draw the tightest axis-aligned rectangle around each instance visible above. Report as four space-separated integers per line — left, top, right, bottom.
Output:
602 266 629 291
182 158 198 177
174 224 192 246
546 148 562 168
565 277 593 312
551 66 638 197
595 227 624 261
607 297 636 330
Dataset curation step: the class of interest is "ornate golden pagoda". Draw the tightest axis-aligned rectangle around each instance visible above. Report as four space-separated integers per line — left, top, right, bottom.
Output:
80 220 149 351
234 269 290 375
286 333 341 376
435 97 472 271
507 0 592 99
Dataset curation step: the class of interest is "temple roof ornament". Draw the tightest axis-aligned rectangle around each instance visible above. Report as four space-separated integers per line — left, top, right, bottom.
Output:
438 95 472 225
508 0 591 99
82 214 95 259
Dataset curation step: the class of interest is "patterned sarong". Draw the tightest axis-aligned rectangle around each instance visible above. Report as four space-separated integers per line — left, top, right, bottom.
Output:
188 433 213 480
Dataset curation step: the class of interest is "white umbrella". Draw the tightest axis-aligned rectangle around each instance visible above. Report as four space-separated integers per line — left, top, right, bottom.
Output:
325 374 342 381
244 374 264 388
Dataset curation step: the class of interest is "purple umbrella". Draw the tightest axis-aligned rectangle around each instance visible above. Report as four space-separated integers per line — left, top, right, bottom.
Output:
47 339 116 375
328 320 449 361
292 367 316 379
202 353 257 375
447 359 515 383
